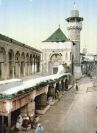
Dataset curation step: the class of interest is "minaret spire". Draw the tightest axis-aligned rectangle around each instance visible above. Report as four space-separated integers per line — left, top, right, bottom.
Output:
73 0 76 10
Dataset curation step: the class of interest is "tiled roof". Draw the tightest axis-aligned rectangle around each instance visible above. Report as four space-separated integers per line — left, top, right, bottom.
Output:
43 28 69 42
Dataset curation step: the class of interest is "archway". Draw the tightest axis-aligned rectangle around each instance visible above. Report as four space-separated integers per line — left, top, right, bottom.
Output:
21 52 25 76
15 51 20 78
0 47 6 80
25 53 29 75
8 49 14 78
50 53 62 74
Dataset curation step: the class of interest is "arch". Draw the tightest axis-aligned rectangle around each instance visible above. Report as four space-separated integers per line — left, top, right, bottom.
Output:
21 52 25 76
0 47 6 80
50 53 62 74
15 51 20 78
26 53 29 63
21 52 25 62
37 56 40 72
8 49 14 78
30 54 33 64
15 51 20 62
9 49 14 62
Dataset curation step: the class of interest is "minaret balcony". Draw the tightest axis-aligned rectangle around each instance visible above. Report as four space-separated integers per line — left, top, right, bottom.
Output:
67 22 82 30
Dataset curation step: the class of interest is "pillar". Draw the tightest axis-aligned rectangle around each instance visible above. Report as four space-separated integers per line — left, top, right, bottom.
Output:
35 61 37 73
2 115 4 133
1 63 5 80
12 64 15 79
23 63 25 76
18 63 21 78
8 113 11 133
32 62 34 74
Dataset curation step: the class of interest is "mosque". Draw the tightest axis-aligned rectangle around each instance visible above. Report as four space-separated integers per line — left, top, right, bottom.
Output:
41 2 83 79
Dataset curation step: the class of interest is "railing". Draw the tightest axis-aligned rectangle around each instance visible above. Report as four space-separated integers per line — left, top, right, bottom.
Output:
68 22 82 29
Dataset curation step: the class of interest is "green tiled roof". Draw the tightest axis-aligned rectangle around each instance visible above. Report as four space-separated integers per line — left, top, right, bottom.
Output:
43 28 69 42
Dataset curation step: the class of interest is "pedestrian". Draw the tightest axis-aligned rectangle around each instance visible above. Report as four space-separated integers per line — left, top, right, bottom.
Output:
35 123 44 133
76 84 78 91
74 80 78 91
16 114 23 131
22 114 31 131
65 77 69 91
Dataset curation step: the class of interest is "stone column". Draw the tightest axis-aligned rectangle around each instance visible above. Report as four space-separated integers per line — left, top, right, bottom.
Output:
1 63 5 80
8 113 11 133
32 62 34 74
18 63 21 78
34 61 36 74
25 62 27 76
27 63 29 75
23 62 25 77
12 64 15 79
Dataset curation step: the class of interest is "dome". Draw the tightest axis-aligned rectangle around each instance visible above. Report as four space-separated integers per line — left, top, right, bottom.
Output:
71 9 79 17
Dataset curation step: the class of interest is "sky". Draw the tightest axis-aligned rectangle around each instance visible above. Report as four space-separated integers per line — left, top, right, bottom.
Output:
0 0 97 53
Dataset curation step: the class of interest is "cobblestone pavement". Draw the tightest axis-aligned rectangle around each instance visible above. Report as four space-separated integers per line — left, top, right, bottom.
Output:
15 76 97 133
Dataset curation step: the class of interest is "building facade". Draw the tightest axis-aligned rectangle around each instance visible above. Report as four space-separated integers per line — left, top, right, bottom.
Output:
0 34 41 80
41 28 73 75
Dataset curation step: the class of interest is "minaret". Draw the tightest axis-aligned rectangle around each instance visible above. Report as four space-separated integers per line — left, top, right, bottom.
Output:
66 2 83 78
66 2 83 64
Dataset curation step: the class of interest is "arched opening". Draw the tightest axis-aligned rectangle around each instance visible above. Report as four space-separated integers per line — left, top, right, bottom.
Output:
25 53 29 76
0 47 6 80
50 53 62 74
35 56 37 73
21 52 25 76
8 49 14 78
37 56 40 72
15 51 20 78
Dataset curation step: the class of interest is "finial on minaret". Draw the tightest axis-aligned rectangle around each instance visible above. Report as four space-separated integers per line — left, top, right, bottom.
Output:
73 0 76 10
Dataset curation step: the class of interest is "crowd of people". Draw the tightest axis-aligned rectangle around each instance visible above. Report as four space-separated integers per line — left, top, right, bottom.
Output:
16 114 37 131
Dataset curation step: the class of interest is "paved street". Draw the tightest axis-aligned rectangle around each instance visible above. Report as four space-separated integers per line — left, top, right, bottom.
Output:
39 77 97 133
16 76 97 133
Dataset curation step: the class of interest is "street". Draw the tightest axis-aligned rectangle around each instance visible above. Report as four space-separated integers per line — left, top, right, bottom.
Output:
16 76 97 133
39 77 97 133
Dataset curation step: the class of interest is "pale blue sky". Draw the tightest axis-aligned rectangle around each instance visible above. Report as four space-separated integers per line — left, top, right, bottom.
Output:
0 0 97 53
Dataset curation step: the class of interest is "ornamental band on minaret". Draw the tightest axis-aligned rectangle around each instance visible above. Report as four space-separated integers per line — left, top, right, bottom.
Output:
66 2 83 65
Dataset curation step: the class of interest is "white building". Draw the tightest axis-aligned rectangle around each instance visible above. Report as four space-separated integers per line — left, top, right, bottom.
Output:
41 27 73 75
